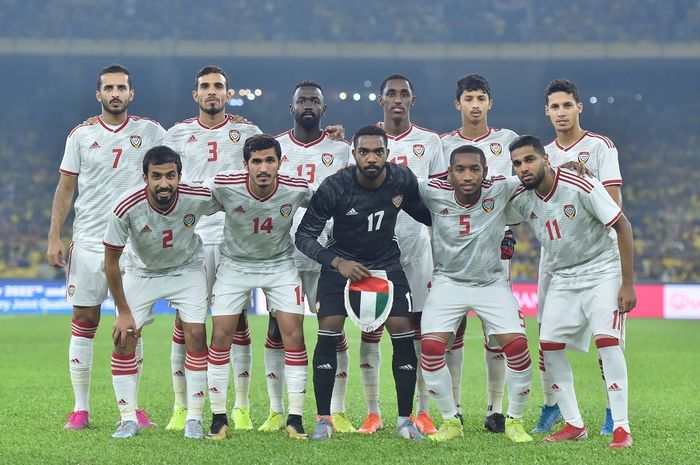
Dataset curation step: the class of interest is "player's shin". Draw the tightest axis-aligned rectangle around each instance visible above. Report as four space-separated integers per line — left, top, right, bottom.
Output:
331 334 350 415
185 351 208 421
421 335 457 418
360 328 383 415
112 351 138 422
413 325 430 413
285 348 308 416
135 337 144 402
207 345 231 415
231 327 252 409
596 337 630 432
502 337 532 419
171 320 187 409
69 319 97 412
539 348 557 406
541 342 583 428
264 332 286 413
484 344 506 416
390 331 417 418
445 333 464 414
313 330 341 416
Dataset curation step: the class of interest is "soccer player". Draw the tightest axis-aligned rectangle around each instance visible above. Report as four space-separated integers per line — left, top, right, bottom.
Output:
440 74 520 433
418 145 533 443
509 135 635 449
205 135 312 440
162 65 262 431
359 74 446 436
532 79 625 435
296 125 430 442
260 81 353 433
104 146 220 439
47 64 165 430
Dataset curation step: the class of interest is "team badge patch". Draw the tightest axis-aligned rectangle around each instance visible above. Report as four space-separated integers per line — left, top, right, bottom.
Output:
183 214 195 228
482 198 495 213
392 194 403 208
321 153 334 167
130 135 142 148
344 271 394 332
413 144 425 158
229 129 241 143
67 285 76 298
490 143 502 156
578 151 590 164
280 203 292 218
564 204 576 219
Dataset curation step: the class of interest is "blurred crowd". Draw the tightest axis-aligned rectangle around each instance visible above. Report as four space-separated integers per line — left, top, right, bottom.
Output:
3 0 699 42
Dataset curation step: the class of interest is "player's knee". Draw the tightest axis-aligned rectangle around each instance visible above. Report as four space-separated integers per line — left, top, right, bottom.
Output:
421 335 447 357
540 340 566 351
73 306 100 326
361 326 383 343
315 330 341 356
183 324 207 349
411 319 422 340
595 336 619 349
391 333 417 366
502 335 528 357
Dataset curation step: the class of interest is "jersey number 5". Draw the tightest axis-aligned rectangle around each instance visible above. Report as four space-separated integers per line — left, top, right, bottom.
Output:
459 214 471 235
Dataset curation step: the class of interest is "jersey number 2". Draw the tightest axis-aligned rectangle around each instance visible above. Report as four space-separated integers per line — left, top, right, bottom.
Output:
162 229 174 248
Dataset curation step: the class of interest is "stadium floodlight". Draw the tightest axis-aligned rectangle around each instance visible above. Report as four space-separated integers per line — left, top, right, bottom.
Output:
607 96 615 103
635 93 643 101
339 92 347 100
352 93 361 101
589 96 598 104
368 93 377 101
239 89 248 96
364 80 372 88
247 93 255 101
254 89 262 96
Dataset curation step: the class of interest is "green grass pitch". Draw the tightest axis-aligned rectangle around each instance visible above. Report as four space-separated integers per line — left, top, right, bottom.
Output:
1 314 698 465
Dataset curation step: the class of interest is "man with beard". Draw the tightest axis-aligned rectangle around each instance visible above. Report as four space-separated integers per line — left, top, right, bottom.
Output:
296 125 430 442
47 64 165 431
509 135 635 449
162 66 262 431
256 81 353 433
104 146 221 439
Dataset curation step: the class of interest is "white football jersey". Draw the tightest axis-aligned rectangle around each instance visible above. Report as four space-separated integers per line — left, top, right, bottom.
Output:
545 131 622 187
378 123 447 263
509 168 623 289
441 127 519 177
276 130 351 271
103 183 222 277
59 115 166 252
206 171 313 273
419 176 521 286
163 115 263 245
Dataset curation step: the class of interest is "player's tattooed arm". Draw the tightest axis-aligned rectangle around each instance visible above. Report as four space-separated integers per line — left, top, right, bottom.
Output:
47 174 77 267
610 213 636 313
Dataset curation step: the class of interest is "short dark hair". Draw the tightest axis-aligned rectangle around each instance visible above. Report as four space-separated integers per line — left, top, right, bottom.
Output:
195 65 229 90
545 79 581 104
379 74 413 95
142 145 182 176
450 144 487 168
243 134 282 162
508 135 546 156
97 63 131 90
294 80 323 93
455 74 491 101
353 125 388 148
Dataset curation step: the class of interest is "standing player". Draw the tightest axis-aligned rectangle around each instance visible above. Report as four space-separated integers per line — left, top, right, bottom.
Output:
509 135 635 449
358 74 446 436
205 135 312 440
418 145 533 443
532 79 624 435
47 64 165 430
162 65 262 431
258 81 353 433
297 125 430 442
104 146 220 439
440 74 520 433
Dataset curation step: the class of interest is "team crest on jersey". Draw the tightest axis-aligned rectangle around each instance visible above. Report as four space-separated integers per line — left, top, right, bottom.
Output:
130 135 142 148
482 198 495 213
183 214 195 228
321 153 334 167
564 204 576 219
490 143 503 156
280 203 292 218
578 151 590 164
412 144 425 158
67 285 76 297
392 194 403 208
229 129 241 143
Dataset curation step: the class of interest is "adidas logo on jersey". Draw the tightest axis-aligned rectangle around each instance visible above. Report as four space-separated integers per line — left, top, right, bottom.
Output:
439 208 449 215
187 135 197 143
90 141 100 149
234 205 246 214
141 225 152 233
530 212 538 219
281 155 289 162
346 208 358 216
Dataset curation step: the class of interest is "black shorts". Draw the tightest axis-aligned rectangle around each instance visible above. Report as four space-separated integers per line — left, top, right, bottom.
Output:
317 269 413 319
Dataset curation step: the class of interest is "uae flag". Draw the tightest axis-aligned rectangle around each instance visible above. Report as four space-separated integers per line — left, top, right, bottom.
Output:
344 272 393 332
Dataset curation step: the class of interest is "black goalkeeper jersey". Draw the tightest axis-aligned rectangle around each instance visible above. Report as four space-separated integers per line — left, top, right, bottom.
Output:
295 163 431 271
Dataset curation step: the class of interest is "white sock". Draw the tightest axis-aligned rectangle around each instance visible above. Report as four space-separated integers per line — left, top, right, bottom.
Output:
598 342 630 432
111 352 138 422
446 335 464 415
264 334 285 413
171 323 187 410
207 346 230 415
134 337 144 409
543 347 583 427
484 345 506 416
331 334 349 415
599 356 611 409
503 337 532 419
421 336 456 419
414 338 430 413
69 319 96 412
231 329 252 409
539 348 557 406
360 329 382 415
185 351 208 421
285 348 308 417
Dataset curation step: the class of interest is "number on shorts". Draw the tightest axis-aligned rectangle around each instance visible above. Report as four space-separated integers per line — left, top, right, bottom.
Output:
612 310 624 330
162 229 174 248
294 285 304 305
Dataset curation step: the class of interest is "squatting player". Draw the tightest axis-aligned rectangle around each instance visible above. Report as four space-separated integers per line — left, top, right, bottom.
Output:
104 146 221 439
509 135 635 449
47 64 165 430
296 125 431 442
